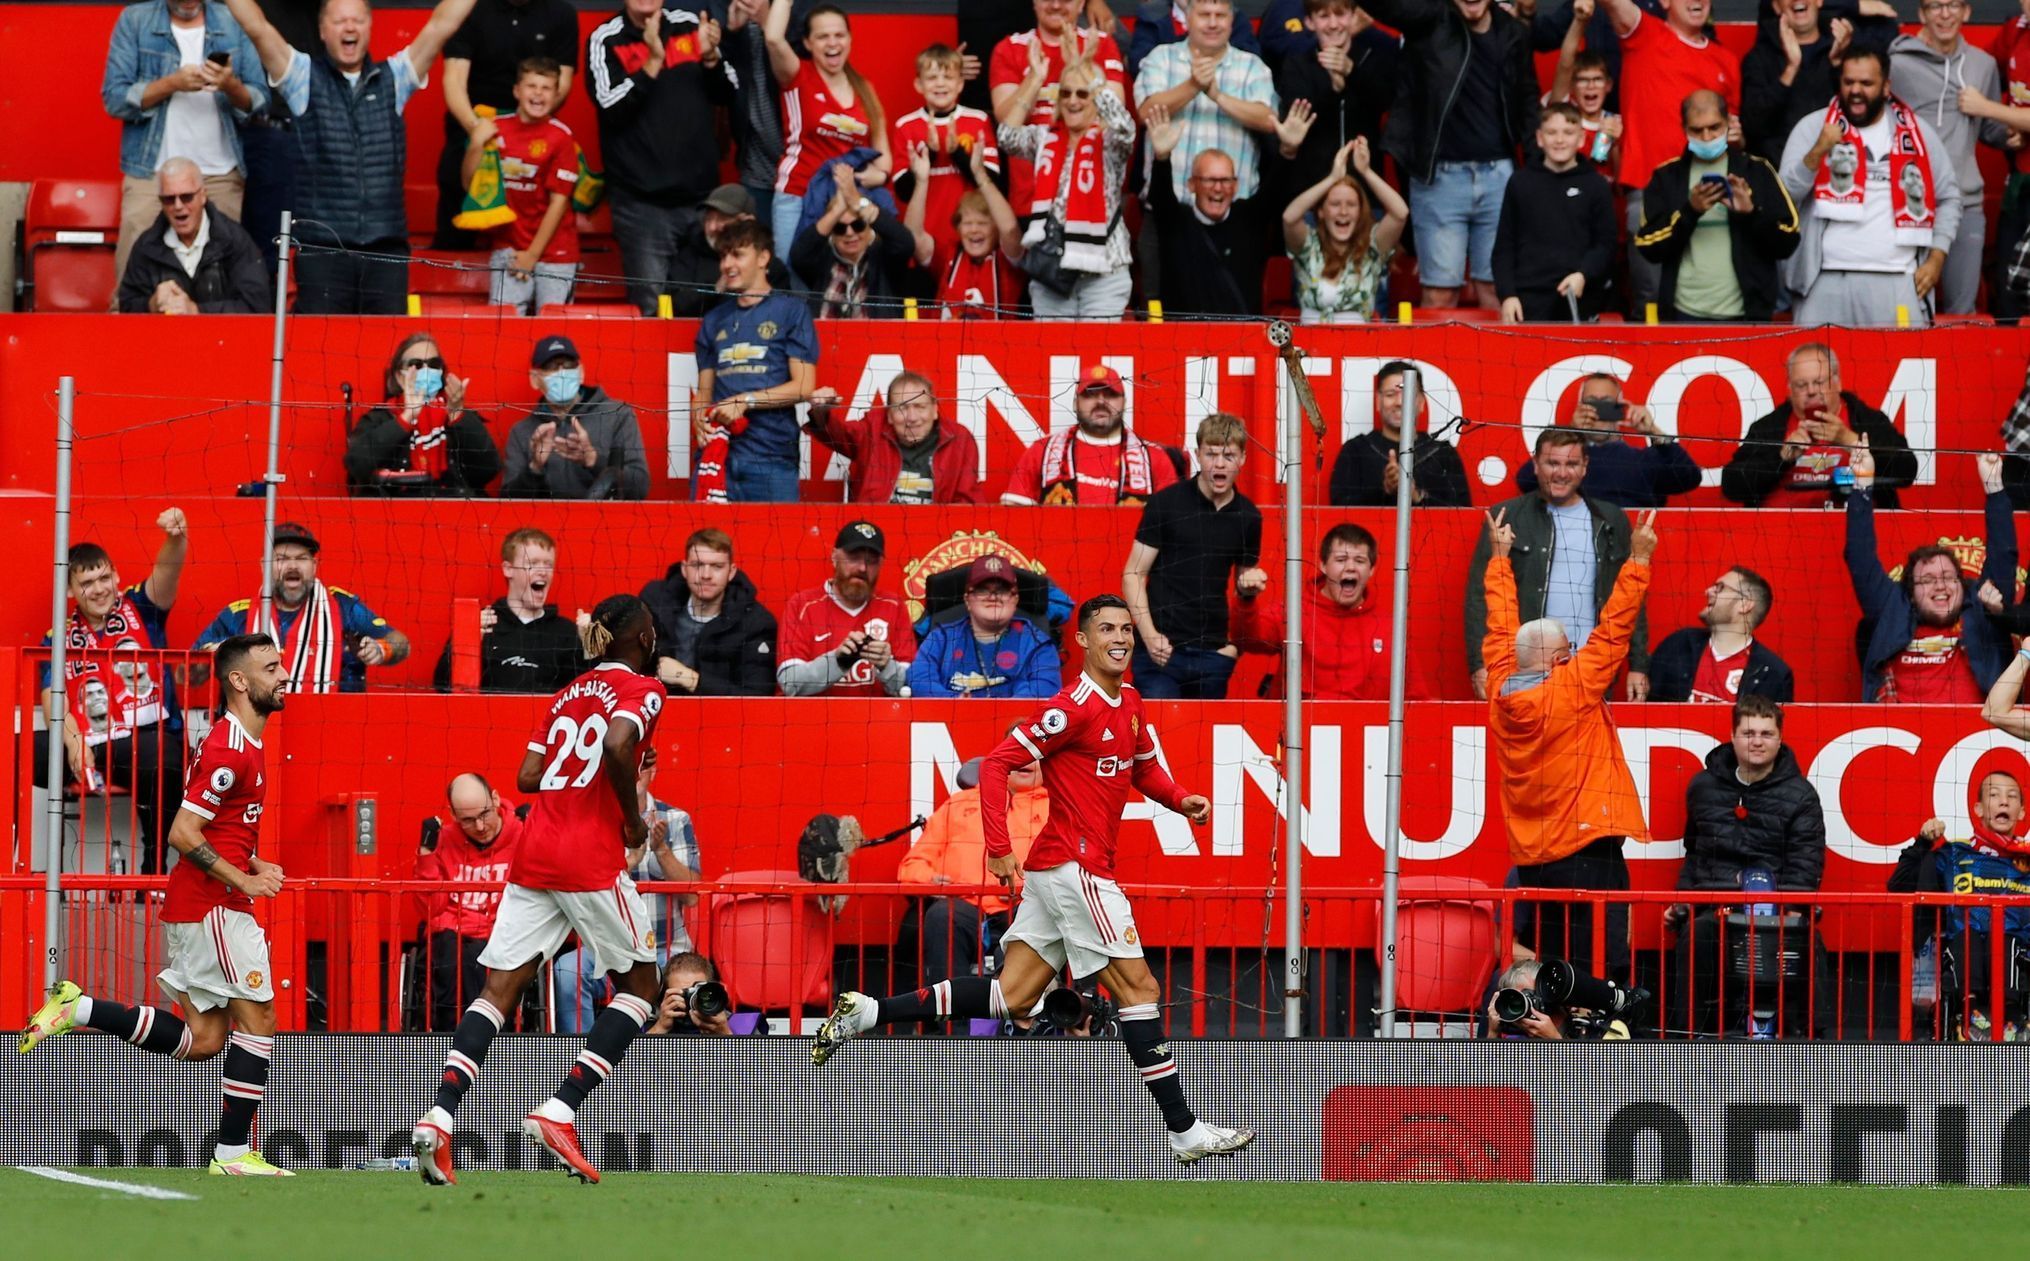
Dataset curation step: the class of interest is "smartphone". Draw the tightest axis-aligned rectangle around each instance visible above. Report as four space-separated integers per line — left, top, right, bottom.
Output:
207 49 231 68
1699 172 1729 203
1589 399 1626 425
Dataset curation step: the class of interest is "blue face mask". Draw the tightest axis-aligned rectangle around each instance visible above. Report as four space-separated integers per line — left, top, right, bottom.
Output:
542 367 582 406
411 366 444 398
1687 135 1728 162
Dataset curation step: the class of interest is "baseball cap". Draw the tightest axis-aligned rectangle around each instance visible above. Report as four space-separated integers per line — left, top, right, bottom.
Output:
1077 363 1125 395
835 520 885 556
271 523 319 554
966 554 1017 590
530 333 580 369
702 183 755 217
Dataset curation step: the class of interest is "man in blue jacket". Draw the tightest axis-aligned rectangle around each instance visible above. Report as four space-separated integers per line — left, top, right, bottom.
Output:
906 555 1061 699
1846 444 2014 703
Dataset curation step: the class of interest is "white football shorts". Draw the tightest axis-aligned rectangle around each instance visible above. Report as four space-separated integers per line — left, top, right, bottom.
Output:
478 875 659 976
157 907 275 1012
1002 861 1143 978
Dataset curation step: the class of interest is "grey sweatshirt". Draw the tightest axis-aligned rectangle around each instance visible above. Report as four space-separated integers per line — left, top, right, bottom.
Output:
1889 33 2011 196
501 386 650 501
1778 104 1963 296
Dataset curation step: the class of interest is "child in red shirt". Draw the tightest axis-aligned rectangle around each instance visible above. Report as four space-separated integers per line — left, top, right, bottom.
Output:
464 57 580 314
891 43 1000 277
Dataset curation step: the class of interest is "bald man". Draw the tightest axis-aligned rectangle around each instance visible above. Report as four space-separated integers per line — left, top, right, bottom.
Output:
1483 505 1658 981
414 773 524 1030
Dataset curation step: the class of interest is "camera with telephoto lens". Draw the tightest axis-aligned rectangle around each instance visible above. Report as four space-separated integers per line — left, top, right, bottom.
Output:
1041 986 1116 1033
1496 958 1649 1037
682 980 729 1021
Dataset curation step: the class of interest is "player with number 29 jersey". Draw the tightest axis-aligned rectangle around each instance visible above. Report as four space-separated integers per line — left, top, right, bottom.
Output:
512 661 666 892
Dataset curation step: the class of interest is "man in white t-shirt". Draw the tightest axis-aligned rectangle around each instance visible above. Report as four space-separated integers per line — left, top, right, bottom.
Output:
102 0 267 283
1778 48 1961 326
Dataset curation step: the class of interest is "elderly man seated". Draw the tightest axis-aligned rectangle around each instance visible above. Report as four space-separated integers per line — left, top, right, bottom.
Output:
117 157 268 314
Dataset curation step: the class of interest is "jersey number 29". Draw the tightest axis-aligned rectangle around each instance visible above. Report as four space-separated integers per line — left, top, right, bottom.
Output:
539 714 608 789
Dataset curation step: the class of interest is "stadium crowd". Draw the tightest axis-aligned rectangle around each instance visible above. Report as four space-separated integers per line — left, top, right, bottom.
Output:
96 0 2030 325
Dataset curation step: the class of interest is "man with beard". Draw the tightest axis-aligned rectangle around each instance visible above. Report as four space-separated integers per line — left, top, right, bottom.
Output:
1648 567 1794 703
639 526 780 696
1466 428 1650 701
1848 446 2013 703
1515 374 1701 509
776 521 916 697
1778 48 1960 326
1123 413 1264 699
21 634 294 1175
1001 364 1180 506
1668 693 1828 1036
433 527 580 694
1229 522 1430 701
194 523 410 694
1328 359 1472 508
1740 0 1898 168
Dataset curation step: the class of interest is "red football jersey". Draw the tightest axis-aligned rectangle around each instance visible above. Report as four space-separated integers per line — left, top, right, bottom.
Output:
891 105 1000 275
165 712 266 922
984 671 1186 880
776 61 876 196
511 662 666 892
777 583 918 697
490 114 580 261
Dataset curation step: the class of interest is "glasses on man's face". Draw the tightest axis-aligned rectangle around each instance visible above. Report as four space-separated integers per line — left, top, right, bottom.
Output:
1710 582 1746 600
1913 574 1962 588
1197 175 1238 187
402 356 447 371
832 219 868 236
969 586 1017 601
158 191 199 206
453 805 498 828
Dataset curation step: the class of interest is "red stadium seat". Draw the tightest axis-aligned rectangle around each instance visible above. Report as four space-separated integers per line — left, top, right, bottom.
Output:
409 251 492 294
23 178 120 312
1382 878 1498 1035
536 303 640 319
706 869 833 1012
406 183 437 245
410 294 488 315
1262 254 1297 316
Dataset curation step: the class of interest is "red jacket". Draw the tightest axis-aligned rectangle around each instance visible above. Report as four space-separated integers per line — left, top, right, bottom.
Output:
415 809 523 938
1228 580 1429 702
804 407 984 505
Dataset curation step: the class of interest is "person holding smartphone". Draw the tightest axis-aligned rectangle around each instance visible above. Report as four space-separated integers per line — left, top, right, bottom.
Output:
101 0 268 285
1514 373 1704 510
1634 88 1799 322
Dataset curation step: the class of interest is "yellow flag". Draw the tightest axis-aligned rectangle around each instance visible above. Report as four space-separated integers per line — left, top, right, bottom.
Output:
571 144 606 214
453 105 518 232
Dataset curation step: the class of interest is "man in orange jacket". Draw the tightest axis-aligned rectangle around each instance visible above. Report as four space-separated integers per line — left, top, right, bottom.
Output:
1483 504 1657 980
899 758 1049 985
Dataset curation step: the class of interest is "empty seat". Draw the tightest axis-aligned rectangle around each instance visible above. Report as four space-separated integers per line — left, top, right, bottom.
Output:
24 179 121 312
705 869 833 1013
1382 877 1498 1037
408 251 492 295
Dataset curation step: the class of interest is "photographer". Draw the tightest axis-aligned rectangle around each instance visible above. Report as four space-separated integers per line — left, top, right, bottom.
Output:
1514 374 1702 510
1483 957 1642 1040
648 953 738 1037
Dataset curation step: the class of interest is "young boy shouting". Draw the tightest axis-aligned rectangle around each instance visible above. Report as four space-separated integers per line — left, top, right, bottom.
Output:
464 56 580 314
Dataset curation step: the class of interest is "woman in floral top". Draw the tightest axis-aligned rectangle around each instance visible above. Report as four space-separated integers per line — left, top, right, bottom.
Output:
1283 137 1407 324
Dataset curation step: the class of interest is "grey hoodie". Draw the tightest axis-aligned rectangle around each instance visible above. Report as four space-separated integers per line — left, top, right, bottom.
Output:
1889 33 2011 196
1778 103 1962 297
501 386 650 501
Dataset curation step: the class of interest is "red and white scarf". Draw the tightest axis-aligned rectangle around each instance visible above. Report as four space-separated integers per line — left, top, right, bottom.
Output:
64 594 166 739
249 580 343 694
1024 124 1111 273
398 398 451 479
1970 818 2030 861
693 415 747 504
1812 97 1937 247
1039 428 1157 506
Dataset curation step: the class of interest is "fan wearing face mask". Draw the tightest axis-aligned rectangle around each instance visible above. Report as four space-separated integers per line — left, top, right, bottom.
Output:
503 332 651 501
345 331 504 495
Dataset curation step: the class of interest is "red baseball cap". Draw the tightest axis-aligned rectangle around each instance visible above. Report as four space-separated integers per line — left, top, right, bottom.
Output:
966 553 1018 590
1077 363 1125 396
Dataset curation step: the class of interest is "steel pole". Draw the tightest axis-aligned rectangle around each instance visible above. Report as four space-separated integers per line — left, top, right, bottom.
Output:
42 378 77 991
259 212 294 627
1280 346 1306 1038
1375 368 1421 1038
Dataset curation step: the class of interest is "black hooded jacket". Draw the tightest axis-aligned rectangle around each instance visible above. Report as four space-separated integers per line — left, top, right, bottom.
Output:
1679 743 1826 892
639 568 779 697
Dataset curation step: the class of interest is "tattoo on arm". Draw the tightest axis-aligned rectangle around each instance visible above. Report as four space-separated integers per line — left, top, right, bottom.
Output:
188 842 221 871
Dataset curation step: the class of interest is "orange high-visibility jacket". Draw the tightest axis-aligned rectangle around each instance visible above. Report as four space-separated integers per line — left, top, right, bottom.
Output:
1483 555 1651 865
897 785 1049 916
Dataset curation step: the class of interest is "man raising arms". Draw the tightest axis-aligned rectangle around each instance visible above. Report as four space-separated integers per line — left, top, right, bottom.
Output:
412 595 667 1185
21 634 292 1176
812 595 1254 1165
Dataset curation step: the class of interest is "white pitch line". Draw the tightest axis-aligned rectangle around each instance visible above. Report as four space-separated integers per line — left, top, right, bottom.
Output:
15 1166 198 1200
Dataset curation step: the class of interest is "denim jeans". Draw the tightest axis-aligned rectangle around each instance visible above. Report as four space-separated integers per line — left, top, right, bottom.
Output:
723 450 801 504
1131 644 1237 699
1408 159 1512 289
770 192 806 290
609 185 695 316
1029 266 1133 319
554 943 672 1034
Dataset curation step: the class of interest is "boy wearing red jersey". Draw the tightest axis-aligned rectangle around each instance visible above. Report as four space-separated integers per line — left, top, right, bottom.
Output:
21 634 293 1177
892 44 1001 277
464 57 581 314
813 595 1255 1166
413 595 667 1186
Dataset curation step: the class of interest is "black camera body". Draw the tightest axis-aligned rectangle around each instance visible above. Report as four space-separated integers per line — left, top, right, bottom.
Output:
683 979 729 1020
1041 986 1116 1033
1495 958 1649 1035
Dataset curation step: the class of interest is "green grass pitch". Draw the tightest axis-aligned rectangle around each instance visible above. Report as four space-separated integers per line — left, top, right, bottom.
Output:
5 1168 2029 1260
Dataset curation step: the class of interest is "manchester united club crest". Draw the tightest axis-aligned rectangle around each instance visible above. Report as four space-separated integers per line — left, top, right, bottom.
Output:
246 971 263 989
757 321 779 340
529 138 549 159
902 530 1049 626
1129 715 1140 739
